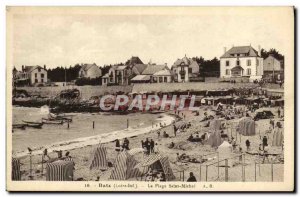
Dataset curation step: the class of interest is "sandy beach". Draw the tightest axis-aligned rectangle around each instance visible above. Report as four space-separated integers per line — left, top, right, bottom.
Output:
15 106 284 182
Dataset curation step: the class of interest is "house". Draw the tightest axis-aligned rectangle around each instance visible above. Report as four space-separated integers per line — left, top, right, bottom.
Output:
131 64 171 84
15 65 48 86
78 63 102 79
104 65 131 85
102 56 148 86
263 54 284 81
220 45 263 82
171 55 200 82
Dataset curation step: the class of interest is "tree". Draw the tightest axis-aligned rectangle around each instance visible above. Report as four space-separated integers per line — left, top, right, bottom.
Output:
260 48 284 61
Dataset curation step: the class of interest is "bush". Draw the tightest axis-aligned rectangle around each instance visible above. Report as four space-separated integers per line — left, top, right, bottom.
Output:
75 77 102 86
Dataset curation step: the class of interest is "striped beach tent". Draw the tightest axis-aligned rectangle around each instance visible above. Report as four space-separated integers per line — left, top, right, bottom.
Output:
110 151 141 180
46 160 74 181
90 145 108 170
135 154 175 181
12 158 21 181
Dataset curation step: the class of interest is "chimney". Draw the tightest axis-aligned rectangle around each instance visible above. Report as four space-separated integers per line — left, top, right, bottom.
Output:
224 47 227 54
258 45 261 56
22 65 24 71
44 65 46 70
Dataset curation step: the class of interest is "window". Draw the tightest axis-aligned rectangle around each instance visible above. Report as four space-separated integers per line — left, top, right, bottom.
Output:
159 77 163 83
35 73 37 77
35 79 38 83
225 69 230 75
38 68 41 72
247 60 251 66
226 61 230 66
164 77 167 82
41 79 44 83
236 60 240 66
247 68 251 75
41 74 44 78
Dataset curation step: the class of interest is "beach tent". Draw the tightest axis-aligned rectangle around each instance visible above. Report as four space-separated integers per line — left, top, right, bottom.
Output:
46 160 74 181
12 158 21 181
217 141 233 155
110 151 141 180
207 130 222 147
135 154 175 181
90 145 108 170
272 129 284 147
237 117 256 136
210 119 222 131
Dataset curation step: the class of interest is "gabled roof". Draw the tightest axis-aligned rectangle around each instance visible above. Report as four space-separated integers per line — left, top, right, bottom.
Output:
221 46 260 58
131 75 151 81
172 56 199 68
22 65 45 73
125 56 144 65
153 69 172 76
142 64 168 75
81 63 98 71
132 64 148 75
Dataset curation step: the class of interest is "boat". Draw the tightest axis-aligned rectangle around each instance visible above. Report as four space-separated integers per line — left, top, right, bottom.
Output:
12 124 27 130
48 113 73 122
22 121 43 129
42 118 64 125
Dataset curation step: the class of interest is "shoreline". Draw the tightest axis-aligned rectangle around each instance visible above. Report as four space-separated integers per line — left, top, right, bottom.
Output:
14 112 176 158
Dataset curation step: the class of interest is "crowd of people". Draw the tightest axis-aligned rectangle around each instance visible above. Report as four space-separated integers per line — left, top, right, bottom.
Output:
141 138 159 154
115 138 130 152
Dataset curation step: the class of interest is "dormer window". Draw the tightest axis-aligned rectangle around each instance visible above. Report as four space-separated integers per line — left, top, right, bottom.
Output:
236 60 240 66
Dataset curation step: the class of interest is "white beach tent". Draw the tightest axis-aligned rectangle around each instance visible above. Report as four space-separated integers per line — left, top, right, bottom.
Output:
217 141 234 167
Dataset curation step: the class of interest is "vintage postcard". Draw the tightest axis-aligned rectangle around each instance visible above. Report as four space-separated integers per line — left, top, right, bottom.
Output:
6 6 294 192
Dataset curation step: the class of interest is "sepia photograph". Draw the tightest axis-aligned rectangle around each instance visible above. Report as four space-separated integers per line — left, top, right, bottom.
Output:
6 6 294 192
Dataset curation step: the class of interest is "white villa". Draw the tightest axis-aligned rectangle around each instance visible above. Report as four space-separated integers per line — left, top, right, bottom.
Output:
220 46 263 82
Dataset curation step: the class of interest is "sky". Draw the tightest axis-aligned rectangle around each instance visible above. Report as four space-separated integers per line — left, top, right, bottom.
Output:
10 7 293 70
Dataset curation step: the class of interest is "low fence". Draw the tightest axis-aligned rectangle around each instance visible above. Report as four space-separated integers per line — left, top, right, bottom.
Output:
173 152 284 182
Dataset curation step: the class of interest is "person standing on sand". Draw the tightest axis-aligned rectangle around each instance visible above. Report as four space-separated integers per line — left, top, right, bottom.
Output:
277 108 281 118
115 139 120 152
150 139 155 154
157 130 160 139
173 125 177 137
141 140 145 149
262 136 268 150
187 172 197 182
245 139 250 151
145 138 150 154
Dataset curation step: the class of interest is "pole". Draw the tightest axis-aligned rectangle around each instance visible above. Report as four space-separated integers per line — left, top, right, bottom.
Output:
206 165 208 182
65 67 67 86
242 154 245 181
255 163 256 182
127 119 129 129
225 159 228 182
271 163 274 182
199 165 202 182
67 121 70 129
93 121 95 129
183 170 185 182
29 153 32 178
217 152 220 179
41 155 44 175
